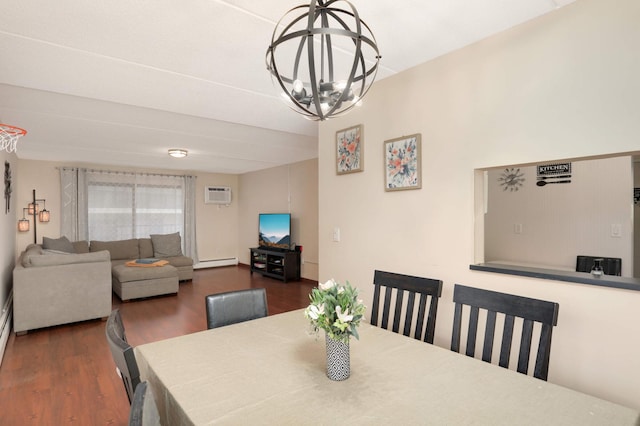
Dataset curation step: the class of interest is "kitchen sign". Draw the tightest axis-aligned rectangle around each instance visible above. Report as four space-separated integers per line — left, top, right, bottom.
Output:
537 162 572 176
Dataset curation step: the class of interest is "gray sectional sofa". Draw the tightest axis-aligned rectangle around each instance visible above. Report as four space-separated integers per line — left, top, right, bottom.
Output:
88 235 193 301
13 243 112 335
13 234 194 334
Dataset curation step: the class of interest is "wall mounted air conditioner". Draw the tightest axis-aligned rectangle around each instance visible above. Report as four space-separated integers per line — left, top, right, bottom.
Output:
205 186 232 205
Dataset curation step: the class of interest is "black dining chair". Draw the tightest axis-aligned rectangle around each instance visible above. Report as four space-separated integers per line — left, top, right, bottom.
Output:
575 255 622 276
370 270 443 344
105 309 141 404
451 284 559 381
128 381 160 426
205 288 268 329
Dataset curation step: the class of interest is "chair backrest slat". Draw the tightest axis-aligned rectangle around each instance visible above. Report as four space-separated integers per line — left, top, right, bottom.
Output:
451 284 559 381
499 315 515 369
381 286 393 329
372 270 443 344
371 284 382 327
392 289 405 333
466 306 480 357
482 310 497 363
414 294 427 341
534 323 555 379
518 319 535 374
403 292 416 337
451 303 463 352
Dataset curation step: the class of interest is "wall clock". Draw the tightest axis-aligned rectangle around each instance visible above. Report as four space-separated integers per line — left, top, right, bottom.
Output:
498 167 525 192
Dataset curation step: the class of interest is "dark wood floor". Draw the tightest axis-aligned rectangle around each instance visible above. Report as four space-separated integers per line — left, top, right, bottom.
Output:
0 265 316 425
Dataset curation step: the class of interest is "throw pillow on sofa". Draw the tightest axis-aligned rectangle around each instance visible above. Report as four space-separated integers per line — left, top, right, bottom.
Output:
150 232 183 258
42 236 75 253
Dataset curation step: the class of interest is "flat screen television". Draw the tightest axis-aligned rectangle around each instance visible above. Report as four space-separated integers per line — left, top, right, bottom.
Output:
258 213 291 250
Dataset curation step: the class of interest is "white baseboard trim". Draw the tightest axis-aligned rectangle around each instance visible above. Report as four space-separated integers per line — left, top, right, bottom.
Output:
194 258 238 269
0 290 13 367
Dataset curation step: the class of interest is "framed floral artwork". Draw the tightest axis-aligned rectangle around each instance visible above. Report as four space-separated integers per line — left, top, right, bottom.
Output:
384 134 422 191
336 125 363 174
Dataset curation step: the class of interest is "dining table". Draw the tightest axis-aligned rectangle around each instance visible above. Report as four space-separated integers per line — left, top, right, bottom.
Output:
135 309 639 425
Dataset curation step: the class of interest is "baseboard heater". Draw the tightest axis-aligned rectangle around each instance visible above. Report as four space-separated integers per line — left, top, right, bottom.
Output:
0 290 13 367
194 258 238 269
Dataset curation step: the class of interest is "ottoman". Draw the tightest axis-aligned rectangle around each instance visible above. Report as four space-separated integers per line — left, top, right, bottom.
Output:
112 263 179 301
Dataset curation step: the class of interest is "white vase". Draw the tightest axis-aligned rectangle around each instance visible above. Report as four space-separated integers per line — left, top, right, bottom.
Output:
325 334 350 381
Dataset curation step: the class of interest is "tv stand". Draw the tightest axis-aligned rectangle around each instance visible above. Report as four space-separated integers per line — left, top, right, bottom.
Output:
250 247 300 283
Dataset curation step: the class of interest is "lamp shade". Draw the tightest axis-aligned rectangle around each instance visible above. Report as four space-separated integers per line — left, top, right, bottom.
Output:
28 202 39 215
39 209 50 223
18 218 29 232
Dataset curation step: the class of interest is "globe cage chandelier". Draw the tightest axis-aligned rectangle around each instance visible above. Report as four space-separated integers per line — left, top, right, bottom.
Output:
266 0 381 121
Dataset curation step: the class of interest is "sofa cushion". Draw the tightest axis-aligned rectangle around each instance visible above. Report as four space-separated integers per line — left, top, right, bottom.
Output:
139 238 154 258
42 236 75 253
163 256 194 268
25 250 110 267
21 244 44 267
112 263 178 283
73 240 90 254
90 239 140 260
150 232 183 258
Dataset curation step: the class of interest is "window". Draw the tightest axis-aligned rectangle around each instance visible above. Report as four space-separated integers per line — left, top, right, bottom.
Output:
86 171 185 243
60 167 197 261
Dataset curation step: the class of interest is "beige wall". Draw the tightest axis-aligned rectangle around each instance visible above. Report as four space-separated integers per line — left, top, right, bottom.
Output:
238 159 319 281
319 0 640 411
13 159 240 262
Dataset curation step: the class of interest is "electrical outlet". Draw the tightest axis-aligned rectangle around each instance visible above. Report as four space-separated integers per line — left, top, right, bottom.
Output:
611 224 622 238
514 223 523 234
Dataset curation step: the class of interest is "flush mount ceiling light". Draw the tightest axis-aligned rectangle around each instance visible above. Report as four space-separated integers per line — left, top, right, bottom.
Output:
266 0 380 121
168 149 188 158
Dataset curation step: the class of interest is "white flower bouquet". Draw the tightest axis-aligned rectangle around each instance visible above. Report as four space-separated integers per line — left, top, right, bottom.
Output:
304 279 366 343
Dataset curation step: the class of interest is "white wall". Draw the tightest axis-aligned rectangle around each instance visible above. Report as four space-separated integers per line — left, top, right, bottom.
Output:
319 0 640 410
485 156 633 275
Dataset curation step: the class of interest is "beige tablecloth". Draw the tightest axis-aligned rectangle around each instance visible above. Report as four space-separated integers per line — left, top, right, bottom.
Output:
135 309 639 425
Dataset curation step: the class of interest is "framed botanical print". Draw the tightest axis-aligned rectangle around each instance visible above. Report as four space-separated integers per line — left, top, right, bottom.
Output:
384 134 422 191
336 125 363 174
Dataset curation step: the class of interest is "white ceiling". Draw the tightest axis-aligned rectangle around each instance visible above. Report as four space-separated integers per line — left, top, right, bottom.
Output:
0 0 577 174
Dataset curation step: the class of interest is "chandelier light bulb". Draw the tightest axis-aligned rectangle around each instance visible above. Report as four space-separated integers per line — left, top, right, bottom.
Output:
292 79 304 94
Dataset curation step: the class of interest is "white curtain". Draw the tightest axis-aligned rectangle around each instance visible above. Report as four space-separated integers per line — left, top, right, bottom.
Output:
60 167 82 240
60 168 198 261
183 175 198 262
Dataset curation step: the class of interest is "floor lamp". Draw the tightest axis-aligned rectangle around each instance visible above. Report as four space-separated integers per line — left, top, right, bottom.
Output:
17 189 50 244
